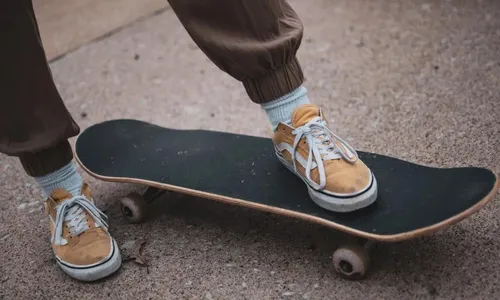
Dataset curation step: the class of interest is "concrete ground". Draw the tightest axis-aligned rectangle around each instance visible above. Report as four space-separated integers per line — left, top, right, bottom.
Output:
1 0 500 299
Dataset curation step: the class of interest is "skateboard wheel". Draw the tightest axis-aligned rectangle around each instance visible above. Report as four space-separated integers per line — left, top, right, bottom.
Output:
120 192 147 223
332 244 371 280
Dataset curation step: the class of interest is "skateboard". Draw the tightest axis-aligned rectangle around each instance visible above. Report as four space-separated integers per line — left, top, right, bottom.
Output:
74 119 499 279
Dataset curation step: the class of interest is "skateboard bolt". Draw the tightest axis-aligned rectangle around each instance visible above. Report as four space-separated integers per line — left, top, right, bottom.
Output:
122 206 133 217
339 260 353 274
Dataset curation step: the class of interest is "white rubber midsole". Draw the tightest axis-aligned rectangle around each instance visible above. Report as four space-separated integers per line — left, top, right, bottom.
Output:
57 239 122 282
277 154 378 212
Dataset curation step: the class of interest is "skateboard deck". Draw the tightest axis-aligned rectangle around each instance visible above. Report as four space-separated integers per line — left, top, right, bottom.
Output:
75 119 499 240
75 119 499 278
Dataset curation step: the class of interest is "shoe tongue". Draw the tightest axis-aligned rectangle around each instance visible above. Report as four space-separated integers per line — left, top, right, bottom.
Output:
291 104 321 127
49 184 90 204
49 189 73 204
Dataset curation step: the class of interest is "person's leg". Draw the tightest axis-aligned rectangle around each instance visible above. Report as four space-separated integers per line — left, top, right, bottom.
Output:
167 0 308 129
168 0 378 212
0 0 121 281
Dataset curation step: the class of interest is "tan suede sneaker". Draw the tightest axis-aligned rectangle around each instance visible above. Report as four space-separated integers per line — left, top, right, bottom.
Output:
44 183 121 281
272 104 377 212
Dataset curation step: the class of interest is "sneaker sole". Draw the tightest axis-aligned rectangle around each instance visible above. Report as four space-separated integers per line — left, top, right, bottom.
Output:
57 239 122 282
277 154 378 213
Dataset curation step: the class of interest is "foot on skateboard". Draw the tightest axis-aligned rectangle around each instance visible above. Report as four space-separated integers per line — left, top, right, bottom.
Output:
272 104 378 212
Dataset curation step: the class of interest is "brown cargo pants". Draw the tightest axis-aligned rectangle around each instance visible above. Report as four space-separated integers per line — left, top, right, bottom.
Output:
0 0 305 177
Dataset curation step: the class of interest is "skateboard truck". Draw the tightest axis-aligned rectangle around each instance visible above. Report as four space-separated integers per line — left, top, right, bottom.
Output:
119 185 377 279
120 185 378 280
120 187 166 223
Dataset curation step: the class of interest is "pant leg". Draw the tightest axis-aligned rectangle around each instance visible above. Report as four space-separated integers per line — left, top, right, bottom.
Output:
167 0 305 104
0 0 79 176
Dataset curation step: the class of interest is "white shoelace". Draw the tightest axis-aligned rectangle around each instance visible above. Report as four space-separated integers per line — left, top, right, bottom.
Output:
52 195 108 246
291 116 358 190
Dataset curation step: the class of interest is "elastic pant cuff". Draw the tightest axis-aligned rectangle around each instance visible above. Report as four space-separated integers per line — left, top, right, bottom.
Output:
243 57 304 104
19 140 74 177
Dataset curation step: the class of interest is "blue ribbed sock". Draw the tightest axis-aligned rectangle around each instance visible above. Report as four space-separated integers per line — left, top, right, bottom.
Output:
260 85 310 131
34 161 83 198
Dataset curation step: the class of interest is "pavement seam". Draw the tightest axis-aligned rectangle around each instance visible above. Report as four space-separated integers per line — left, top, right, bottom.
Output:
48 6 171 64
